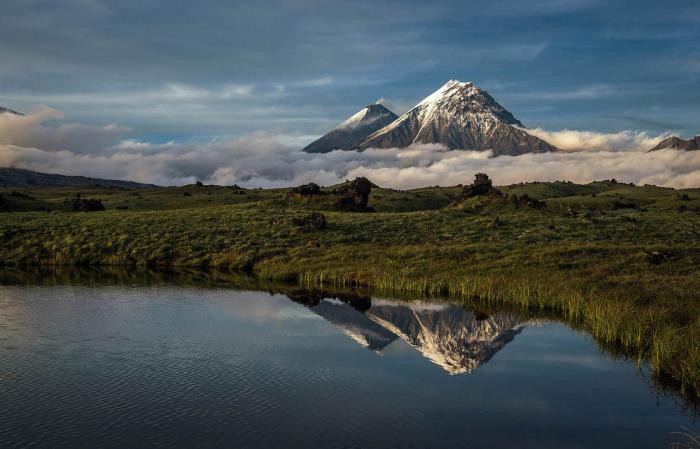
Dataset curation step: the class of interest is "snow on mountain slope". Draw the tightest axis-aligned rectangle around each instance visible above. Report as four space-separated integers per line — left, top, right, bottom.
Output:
649 135 700 152
360 80 557 156
301 104 398 153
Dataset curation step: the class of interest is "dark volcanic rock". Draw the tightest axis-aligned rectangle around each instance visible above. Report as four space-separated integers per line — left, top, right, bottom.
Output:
302 104 398 153
613 201 638 210
70 197 105 212
288 183 323 197
335 177 373 211
649 136 700 152
646 251 675 264
461 173 501 198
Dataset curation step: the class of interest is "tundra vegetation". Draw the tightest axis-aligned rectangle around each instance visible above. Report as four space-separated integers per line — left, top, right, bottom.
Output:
0 175 699 401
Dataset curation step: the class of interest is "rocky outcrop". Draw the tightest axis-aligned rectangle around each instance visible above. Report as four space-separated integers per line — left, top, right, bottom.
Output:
335 177 374 212
69 195 105 212
461 173 501 198
288 182 323 197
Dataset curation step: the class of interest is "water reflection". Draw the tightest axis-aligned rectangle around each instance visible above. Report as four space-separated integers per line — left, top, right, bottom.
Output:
289 291 531 374
1 267 697 417
0 272 697 449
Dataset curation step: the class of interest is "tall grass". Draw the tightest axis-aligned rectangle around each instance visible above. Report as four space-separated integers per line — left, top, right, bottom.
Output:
294 267 699 397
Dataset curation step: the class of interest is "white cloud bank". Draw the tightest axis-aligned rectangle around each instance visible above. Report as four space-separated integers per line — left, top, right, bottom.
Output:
1 109 699 189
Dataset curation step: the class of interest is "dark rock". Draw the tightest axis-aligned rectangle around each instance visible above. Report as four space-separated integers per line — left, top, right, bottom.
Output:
461 173 501 198
288 183 323 197
678 205 689 213
71 197 105 212
292 212 327 230
336 177 373 211
565 207 578 218
613 201 638 210
680 194 691 201
646 251 675 264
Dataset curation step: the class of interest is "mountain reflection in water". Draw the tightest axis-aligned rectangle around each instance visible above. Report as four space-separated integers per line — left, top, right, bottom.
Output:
287 291 531 374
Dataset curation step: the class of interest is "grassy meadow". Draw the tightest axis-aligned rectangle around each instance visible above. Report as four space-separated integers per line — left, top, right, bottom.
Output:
1 178 699 399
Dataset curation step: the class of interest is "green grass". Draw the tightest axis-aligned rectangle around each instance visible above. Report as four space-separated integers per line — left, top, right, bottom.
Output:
1 179 700 399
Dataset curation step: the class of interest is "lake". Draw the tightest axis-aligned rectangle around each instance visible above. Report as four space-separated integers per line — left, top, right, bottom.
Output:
0 275 696 449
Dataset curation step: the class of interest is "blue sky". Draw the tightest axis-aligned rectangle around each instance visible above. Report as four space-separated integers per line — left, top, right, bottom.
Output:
1 0 699 143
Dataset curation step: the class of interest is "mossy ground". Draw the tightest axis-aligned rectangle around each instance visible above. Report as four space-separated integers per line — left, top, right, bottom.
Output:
1 179 699 398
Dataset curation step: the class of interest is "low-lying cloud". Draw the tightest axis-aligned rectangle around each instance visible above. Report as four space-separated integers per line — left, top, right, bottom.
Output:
1 108 698 189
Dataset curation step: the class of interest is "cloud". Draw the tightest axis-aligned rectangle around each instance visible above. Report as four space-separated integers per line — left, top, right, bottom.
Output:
524 128 666 152
1 108 699 189
0 107 129 153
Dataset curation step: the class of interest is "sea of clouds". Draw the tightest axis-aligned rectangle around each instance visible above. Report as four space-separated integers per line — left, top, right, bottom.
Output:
1 107 699 189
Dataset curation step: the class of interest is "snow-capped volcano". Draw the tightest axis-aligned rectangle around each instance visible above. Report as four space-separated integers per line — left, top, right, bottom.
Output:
359 80 557 156
302 103 398 153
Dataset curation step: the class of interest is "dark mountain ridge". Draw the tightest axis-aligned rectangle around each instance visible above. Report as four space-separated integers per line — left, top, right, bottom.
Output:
0 167 157 189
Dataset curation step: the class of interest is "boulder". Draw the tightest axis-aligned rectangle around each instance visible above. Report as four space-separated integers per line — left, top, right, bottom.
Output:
336 177 373 211
292 211 327 230
461 173 501 198
69 194 105 212
613 201 638 210
288 182 323 197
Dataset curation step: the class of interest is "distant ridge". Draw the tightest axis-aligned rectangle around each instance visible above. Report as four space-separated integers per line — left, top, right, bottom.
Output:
649 135 700 152
302 104 398 153
0 167 157 189
0 106 24 116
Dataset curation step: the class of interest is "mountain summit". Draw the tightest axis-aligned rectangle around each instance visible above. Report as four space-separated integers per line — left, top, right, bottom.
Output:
359 80 557 156
649 135 700 152
301 103 398 153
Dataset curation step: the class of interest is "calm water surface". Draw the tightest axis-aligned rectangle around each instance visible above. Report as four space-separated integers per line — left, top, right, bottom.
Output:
0 283 695 449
